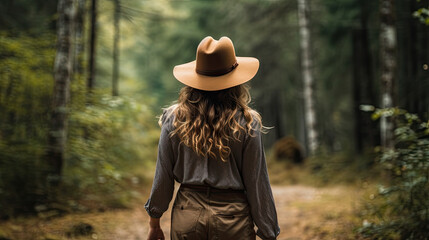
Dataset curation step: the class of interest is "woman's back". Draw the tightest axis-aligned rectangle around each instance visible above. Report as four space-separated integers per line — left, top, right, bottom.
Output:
160 102 256 190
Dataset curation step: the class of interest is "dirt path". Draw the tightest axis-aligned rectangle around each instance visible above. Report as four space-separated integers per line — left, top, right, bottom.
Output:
0 184 362 240
270 185 360 240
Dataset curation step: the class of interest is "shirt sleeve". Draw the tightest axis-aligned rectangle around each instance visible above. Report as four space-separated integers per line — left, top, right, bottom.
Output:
242 125 281 240
144 116 175 218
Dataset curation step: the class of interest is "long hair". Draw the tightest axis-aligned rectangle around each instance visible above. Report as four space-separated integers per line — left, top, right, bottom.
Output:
159 84 267 162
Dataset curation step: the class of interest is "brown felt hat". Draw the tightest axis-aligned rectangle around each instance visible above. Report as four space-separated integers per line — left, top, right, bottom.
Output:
173 36 259 91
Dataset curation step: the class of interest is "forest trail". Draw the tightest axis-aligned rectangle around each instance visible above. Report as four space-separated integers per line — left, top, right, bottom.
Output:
0 184 362 240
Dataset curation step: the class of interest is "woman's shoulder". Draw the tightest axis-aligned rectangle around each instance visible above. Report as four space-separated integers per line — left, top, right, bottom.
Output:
158 103 178 129
235 108 264 135
236 108 261 124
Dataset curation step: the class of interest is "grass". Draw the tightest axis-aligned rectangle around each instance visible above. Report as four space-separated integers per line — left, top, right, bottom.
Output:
266 149 384 187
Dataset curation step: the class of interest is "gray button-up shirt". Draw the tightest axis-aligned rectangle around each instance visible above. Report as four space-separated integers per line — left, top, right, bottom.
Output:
144 108 280 240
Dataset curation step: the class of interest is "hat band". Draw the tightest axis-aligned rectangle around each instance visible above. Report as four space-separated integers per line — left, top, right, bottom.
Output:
196 62 239 76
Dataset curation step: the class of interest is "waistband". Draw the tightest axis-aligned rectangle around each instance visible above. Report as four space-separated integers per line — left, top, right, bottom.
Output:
179 183 245 194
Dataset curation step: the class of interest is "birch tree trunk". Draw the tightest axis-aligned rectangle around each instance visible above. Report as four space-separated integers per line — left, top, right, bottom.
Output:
297 0 318 154
47 0 75 184
112 0 120 96
379 0 396 149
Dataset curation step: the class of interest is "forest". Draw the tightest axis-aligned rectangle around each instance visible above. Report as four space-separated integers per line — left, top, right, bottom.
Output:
0 0 428 239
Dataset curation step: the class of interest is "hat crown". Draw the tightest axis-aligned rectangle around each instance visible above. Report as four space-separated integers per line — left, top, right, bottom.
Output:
196 37 238 76
173 35 259 91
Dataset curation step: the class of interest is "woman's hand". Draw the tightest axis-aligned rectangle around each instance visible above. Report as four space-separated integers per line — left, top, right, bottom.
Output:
147 217 164 240
147 226 164 240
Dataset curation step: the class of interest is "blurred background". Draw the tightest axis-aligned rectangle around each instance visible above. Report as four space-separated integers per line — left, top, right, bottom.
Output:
0 0 428 239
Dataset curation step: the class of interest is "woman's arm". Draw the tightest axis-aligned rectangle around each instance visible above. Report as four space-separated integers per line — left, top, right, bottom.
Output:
144 111 175 237
242 124 281 240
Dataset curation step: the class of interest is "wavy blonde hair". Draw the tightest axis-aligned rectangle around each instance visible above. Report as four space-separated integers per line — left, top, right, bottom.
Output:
159 84 267 162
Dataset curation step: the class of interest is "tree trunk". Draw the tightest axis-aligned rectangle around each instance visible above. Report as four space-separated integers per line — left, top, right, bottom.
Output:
407 0 418 115
424 28 429 120
74 0 85 75
297 0 318 154
352 0 379 154
379 0 396 149
352 29 363 153
416 1 429 120
297 98 307 158
273 91 283 140
87 0 97 92
47 0 75 185
112 0 120 96
399 0 429 121
360 0 379 149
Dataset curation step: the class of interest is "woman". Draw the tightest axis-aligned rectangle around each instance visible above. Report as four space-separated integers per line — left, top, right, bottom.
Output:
145 36 280 240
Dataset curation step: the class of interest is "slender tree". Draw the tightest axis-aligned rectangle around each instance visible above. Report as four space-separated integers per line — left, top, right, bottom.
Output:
112 0 120 96
74 0 86 75
297 0 318 154
352 29 364 153
360 0 379 150
379 0 396 149
88 0 97 92
47 0 75 184
352 0 378 153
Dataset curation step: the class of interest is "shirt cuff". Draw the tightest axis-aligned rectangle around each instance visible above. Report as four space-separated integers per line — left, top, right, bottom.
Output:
256 228 280 240
144 200 164 218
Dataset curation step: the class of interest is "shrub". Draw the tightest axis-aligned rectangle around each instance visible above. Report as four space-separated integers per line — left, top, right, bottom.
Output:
359 108 429 239
61 94 159 212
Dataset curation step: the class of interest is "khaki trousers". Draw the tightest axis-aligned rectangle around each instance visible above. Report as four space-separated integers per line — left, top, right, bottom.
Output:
170 184 256 240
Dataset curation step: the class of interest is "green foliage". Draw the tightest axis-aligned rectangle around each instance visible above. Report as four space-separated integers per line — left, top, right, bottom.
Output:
0 32 160 217
359 108 429 239
413 8 429 25
0 33 55 217
413 0 429 26
0 0 57 33
62 93 159 211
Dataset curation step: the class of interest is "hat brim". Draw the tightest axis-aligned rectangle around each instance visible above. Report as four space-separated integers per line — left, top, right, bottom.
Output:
173 57 259 91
